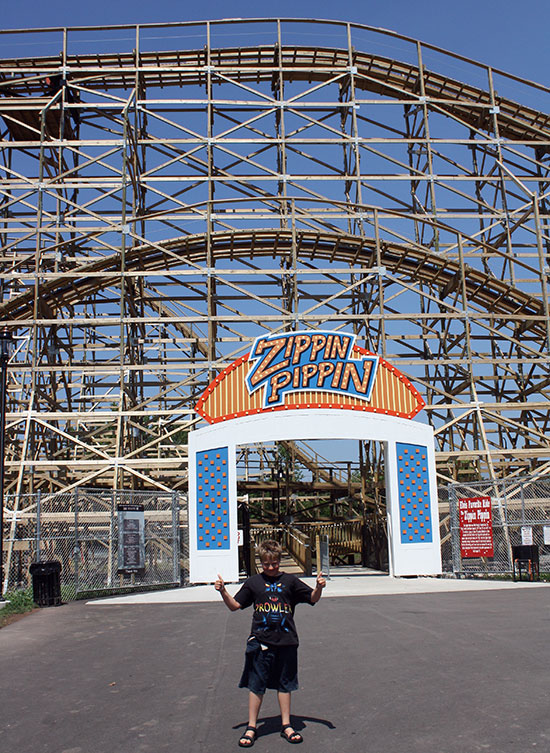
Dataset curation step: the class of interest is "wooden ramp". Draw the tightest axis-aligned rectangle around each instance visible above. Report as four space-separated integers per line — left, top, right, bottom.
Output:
254 548 305 575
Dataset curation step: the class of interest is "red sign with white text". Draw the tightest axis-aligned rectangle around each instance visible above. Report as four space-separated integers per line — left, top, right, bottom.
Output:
459 496 494 558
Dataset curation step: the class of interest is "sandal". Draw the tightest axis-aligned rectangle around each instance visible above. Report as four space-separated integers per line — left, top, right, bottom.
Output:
280 724 303 744
238 726 257 748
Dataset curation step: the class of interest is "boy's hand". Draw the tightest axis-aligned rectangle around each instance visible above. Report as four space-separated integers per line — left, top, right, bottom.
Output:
215 574 240 611
310 571 326 603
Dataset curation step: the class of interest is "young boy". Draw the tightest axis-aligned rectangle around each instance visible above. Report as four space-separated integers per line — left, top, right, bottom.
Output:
215 539 326 747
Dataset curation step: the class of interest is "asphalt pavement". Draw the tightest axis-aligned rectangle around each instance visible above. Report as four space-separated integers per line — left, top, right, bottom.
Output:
1 571 549 753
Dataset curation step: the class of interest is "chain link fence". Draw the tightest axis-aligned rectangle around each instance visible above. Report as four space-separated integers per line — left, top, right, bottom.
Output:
3 489 188 598
443 477 550 577
8 477 550 593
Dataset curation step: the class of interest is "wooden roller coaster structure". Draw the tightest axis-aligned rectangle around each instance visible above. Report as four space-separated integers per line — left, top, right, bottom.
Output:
0 18 549 505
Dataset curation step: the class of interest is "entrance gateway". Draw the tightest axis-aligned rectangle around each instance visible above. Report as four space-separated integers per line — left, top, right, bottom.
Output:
189 331 442 583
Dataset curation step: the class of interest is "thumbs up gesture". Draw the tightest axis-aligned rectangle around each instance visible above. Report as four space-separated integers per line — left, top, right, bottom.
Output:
214 573 225 592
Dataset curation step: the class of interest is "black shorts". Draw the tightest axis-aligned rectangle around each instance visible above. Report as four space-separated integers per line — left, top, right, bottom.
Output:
238 637 298 695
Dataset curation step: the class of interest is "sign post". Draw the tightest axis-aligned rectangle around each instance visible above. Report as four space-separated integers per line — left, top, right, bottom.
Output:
316 534 330 579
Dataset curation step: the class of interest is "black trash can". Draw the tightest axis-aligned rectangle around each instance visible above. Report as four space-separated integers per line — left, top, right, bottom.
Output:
511 544 539 582
29 561 62 607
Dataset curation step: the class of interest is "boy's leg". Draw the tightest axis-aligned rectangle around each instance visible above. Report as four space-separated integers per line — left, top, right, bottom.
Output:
278 692 303 743
248 690 263 727
277 691 292 727
239 691 263 745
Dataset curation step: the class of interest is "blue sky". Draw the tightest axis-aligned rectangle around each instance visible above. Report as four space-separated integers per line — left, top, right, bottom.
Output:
0 0 548 88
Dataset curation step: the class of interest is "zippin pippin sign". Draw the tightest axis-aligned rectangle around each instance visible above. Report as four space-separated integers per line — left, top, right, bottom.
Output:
195 329 424 424
246 331 379 407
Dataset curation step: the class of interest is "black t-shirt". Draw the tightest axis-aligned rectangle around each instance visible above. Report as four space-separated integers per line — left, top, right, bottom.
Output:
234 572 314 647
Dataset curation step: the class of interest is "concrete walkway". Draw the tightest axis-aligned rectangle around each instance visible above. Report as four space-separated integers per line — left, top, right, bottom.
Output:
86 566 548 605
1 571 549 753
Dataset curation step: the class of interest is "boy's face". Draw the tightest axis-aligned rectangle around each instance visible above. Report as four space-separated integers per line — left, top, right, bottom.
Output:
261 554 281 577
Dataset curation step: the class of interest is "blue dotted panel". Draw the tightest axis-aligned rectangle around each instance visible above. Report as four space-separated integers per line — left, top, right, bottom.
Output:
396 443 432 544
196 447 230 550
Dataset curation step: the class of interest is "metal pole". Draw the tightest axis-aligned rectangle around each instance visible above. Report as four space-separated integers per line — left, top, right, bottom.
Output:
36 491 41 563
0 334 9 598
74 487 79 595
277 467 281 525
171 491 179 585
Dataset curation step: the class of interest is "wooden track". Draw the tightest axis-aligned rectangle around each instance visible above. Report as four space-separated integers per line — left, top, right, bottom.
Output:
1 45 549 144
0 228 545 337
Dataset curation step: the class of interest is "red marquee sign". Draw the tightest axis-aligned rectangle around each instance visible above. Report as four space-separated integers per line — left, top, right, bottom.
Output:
459 496 494 558
196 331 425 424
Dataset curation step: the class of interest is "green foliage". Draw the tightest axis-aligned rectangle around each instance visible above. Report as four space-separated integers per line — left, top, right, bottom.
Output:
475 572 550 583
455 460 480 482
3 587 35 612
277 445 305 482
170 429 189 445
61 584 77 601
0 587 36 627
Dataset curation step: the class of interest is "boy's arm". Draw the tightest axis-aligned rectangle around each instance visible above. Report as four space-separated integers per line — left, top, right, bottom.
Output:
310 571 326 603
214 573 242 611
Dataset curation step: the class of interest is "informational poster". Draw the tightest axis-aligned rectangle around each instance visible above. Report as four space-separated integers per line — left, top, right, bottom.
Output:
544 526 550 546
521 526 533 546
117 504 145 574
458 496 494 558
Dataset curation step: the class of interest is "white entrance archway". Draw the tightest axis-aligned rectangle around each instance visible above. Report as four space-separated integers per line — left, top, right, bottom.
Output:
188 409 441 583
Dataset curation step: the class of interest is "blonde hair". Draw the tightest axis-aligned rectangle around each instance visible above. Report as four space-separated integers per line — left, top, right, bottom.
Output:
258 539 282 561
